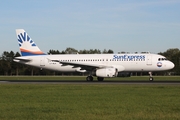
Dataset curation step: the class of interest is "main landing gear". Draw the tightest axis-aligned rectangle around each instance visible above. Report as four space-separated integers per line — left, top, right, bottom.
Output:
149 72 154 81
86 76 93 81
86 76 104 82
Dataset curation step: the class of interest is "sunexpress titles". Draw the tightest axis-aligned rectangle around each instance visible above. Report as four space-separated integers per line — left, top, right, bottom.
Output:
113 54 146 61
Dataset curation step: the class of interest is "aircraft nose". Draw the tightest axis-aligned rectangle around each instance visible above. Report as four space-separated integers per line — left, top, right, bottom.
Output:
168 61 175 69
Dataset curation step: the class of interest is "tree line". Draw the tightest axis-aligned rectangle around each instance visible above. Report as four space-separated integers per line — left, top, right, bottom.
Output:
0 48 179 76
47 47 114 54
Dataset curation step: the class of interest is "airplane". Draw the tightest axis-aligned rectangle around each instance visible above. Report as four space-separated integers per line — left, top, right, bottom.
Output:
13 29 175 81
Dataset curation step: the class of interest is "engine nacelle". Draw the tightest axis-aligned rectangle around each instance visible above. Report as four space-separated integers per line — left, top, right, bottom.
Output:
94 68 118 78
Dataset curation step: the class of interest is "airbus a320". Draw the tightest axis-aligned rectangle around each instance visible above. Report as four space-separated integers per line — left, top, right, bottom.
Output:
14 29 175 81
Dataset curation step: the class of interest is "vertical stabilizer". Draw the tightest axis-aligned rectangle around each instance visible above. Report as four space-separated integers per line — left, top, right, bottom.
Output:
16 29 45 56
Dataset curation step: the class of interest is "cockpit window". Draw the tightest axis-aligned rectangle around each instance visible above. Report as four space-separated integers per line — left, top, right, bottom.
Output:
158 58 168 61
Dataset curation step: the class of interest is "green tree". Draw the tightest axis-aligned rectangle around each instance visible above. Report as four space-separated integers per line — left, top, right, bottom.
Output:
48 49 61 54
0 51 14 75
65 47 78 54
102 49 114 54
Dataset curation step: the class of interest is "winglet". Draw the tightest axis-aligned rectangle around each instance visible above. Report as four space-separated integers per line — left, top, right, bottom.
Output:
16 29 46 56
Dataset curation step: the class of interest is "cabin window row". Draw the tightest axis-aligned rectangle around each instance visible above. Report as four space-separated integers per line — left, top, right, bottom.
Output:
110 59 145 61
50 59 145 62
59 59 105 62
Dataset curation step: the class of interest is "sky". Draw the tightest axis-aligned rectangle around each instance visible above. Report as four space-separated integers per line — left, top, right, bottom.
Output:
0 0 180 54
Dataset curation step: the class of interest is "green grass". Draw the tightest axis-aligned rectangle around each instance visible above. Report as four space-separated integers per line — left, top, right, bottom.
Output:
0 76 180 81
0 84 180 120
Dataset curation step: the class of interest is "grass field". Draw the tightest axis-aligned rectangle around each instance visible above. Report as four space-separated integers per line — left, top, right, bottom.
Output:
0 75 180 81
0 84 180 120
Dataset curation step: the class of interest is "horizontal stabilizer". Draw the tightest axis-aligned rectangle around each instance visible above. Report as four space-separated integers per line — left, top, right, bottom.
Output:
13 57 31 62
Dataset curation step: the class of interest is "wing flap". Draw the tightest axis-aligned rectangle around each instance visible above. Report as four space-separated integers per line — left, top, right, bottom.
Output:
60 61 106 71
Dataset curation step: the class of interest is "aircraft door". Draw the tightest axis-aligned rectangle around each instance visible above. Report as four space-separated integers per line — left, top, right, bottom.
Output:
146 55 152 65
40 57 45 66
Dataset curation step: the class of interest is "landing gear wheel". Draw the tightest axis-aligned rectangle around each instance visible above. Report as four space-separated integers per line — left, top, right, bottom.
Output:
97 77 104 81
86 76 93 81
149 77 154 81
148 72 154 81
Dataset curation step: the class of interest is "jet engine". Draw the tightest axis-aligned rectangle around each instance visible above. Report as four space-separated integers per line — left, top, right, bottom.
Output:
93 68 118 77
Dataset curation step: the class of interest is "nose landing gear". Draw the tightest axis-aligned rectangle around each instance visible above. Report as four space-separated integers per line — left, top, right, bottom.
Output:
149 72 154 81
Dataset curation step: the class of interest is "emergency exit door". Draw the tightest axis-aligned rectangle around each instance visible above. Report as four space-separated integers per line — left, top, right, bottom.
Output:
40 57 45 66
146 55 152 65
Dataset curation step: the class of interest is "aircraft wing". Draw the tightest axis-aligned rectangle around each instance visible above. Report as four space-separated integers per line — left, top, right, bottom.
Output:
59 61 108 71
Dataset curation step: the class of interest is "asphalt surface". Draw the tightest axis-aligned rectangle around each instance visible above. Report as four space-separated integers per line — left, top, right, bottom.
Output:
0 80 180 85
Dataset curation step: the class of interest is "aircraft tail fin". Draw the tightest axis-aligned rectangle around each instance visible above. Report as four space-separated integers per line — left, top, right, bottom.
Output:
16 29 46 56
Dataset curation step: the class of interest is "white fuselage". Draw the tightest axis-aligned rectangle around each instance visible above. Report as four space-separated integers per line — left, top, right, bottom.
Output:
14 53 174 73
